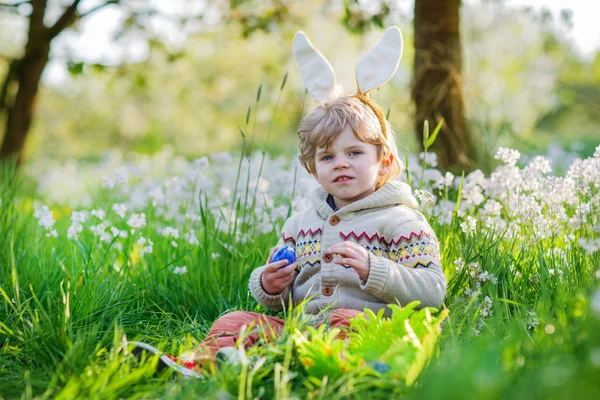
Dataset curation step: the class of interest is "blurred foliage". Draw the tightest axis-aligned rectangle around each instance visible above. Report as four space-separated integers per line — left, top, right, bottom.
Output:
0 1 598 165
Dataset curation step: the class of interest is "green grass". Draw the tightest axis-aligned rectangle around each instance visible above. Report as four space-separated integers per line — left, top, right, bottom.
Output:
1 146 599 399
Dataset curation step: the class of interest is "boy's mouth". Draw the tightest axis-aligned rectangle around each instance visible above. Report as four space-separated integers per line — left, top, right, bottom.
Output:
333 175 353 183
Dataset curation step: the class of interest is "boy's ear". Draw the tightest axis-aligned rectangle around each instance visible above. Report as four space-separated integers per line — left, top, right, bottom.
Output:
379 153 394 175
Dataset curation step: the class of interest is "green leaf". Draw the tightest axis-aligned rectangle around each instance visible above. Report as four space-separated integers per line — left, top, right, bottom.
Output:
256 83 263 103
425 119 444 149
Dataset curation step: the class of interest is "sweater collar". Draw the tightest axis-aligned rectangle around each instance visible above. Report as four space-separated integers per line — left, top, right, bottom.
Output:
311 180 419 220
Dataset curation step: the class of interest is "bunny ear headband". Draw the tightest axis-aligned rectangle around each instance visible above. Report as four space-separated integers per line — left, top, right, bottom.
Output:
293 26 403 139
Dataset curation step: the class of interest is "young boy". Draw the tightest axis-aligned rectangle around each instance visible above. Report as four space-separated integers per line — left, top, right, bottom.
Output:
130 27 446 376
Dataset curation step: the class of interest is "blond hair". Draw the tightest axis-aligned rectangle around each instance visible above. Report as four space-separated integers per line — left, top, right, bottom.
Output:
297 96 402 188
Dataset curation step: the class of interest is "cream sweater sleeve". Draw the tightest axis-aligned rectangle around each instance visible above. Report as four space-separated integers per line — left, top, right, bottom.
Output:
359 218 447 308
249 265 293 312
249 232 296 312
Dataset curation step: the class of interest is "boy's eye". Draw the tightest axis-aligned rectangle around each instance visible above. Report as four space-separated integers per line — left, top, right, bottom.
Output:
321 155 333 161
349 151 362 156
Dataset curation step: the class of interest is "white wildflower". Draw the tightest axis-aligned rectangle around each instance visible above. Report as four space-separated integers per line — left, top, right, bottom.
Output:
194 156 209 169
67 211 88 240
34 205 55 230
138 237 154 255
185 232 200 245
161 227 180 239
579 238 600 254
127 213 146 230
527 311 539 330
102 177 115 189
527 156 552 175
437 171 455 188
110 226 128 238
211 252 221 260
495 147 521 166
91 209 105 220
115 170 129 186
415 189 436 209
480 296 493 317
173 266 188 275
112 203 127 218
454 257 465 271
461 216 477 235
419 152 438 167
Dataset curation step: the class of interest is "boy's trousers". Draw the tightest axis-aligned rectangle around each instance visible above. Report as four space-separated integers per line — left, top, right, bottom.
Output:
195 309 363 362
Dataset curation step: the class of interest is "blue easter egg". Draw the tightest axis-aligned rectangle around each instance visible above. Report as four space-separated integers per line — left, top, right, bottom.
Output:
272 246 296 267
369 360 391 374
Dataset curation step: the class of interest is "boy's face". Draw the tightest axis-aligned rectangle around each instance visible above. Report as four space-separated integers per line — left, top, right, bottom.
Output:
314 124 391 208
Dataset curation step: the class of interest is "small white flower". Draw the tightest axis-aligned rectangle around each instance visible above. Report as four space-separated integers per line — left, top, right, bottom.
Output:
454 257 465 271
91 209 105 220
139 237 154 255
194 156 209 169
111 227 126 238
173 266 188 275
127 213 146 230
102 177 116 189
495 147 521 166
460 216 477 235
415 189 436 208
112 203 127 218
211 252 221 260
527 311 539 330
437 171 455 188
171 240 178 248
161 227 180 239
34 205 55 230
185 232 200 245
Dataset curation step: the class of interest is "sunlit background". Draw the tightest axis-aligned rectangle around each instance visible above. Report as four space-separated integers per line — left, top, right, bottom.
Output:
0 0 598 165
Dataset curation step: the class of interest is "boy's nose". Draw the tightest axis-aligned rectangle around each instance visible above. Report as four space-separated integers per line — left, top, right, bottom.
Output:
333 156 349 169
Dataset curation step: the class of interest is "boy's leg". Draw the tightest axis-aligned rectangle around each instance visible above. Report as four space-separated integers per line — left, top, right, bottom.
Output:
195 311 284 362
324 308 366 340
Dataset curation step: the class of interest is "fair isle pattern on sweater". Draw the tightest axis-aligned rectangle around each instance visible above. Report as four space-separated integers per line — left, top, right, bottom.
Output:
249 180 447 316
288 228 440 270
340 229 440 266
293 229 322 268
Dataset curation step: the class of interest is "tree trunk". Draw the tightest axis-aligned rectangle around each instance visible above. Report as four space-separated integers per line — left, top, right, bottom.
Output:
0 48 50 165
413 0 473 171
0 0 50 165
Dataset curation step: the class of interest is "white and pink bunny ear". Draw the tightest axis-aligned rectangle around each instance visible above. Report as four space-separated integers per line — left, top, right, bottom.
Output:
355 26 403 95
293 32 337 104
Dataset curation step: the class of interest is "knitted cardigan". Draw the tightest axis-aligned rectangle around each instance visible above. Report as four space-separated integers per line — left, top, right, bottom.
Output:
249 181 447 316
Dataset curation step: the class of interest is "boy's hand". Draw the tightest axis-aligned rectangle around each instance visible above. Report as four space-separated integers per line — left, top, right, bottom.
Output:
261 247 297 295
327 242 370 281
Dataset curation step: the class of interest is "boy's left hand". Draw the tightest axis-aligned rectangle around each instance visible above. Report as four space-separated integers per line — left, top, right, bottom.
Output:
327 241 370 281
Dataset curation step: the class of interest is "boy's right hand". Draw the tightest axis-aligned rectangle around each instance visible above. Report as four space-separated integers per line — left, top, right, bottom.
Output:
261 247 297 295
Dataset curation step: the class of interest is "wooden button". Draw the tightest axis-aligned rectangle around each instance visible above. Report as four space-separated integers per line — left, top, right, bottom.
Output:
323 253 333 262
322 287 333 296
330 215 340 226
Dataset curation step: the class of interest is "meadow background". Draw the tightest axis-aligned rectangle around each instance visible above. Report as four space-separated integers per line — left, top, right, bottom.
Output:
1 0 600 398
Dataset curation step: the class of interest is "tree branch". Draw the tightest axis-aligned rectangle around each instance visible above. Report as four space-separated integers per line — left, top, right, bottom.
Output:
0 1 30 13
46 0 121 39
47 0 81 39
79 0 120 20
